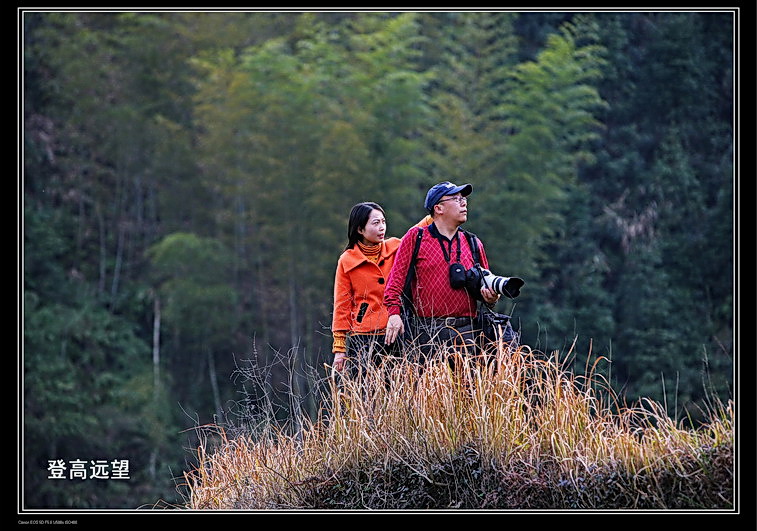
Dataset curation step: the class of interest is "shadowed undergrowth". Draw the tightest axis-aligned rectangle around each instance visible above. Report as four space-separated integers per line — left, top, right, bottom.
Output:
181 339 733 510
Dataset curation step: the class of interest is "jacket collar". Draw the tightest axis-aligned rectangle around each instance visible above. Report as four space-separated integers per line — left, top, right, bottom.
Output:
341 239 399 272
428 222 463 243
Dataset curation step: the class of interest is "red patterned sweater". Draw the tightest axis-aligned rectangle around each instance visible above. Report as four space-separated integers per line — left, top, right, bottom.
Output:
384 223 489 318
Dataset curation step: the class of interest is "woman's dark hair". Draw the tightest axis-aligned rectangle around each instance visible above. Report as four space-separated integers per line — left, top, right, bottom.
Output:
346 202 385 250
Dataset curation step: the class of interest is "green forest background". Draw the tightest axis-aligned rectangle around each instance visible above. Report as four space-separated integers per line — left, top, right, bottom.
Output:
21 10 736 510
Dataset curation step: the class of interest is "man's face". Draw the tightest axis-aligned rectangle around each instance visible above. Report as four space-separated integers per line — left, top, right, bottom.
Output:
435 193 468 224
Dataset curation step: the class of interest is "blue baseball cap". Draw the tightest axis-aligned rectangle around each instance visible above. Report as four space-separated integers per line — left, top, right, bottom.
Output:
424 181 473 213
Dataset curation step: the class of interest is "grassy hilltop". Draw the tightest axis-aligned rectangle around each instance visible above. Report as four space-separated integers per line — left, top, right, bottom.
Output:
182 340 733 510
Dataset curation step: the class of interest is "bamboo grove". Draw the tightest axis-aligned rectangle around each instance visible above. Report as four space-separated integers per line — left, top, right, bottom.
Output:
21 11 736 509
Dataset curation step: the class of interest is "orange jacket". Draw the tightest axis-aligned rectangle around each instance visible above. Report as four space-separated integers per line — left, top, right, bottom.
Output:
331 216 431 340
332 237 402 335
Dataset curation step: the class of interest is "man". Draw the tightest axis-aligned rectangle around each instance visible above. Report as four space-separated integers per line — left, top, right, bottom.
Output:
383 181 499 356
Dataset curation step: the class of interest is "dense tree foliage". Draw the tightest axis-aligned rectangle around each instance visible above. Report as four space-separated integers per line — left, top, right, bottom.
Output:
21 10 736 508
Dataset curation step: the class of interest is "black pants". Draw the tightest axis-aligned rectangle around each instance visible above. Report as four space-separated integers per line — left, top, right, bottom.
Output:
406 316 481 364
343 333 401 380
406 315 518 360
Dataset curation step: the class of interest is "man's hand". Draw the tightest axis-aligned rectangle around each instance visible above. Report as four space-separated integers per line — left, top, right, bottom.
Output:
385 314 404 345
481 286 500 306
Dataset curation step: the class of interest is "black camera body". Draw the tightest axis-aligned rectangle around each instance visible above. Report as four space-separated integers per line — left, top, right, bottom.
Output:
468 267 523 299
449 262 524 299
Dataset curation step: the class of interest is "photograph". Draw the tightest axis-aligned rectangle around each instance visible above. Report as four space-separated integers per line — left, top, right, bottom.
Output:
18 6 745 524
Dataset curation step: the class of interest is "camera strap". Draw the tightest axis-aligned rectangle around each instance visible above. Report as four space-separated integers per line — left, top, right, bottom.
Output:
429 225 462 264
401 227 425 314
462 230 490 307
463 230 481 267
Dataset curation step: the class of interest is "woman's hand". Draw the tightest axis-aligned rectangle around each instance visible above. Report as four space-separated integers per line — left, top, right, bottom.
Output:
385 314 404 345
333 352 347 372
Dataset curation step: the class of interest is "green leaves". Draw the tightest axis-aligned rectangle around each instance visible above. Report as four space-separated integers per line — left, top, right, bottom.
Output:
473 17 607 283
147 232 237 342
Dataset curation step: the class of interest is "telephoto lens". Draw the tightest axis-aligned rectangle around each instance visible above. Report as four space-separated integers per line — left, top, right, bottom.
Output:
480 270 524 299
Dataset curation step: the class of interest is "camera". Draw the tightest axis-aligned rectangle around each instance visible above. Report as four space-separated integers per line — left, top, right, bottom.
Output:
465 266 524 299
449 262 524 299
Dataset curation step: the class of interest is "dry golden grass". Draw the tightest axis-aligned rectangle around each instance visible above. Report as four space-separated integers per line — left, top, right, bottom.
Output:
182 338 733 510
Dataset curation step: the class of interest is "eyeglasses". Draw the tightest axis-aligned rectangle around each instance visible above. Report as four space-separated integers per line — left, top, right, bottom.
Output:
438 195 468 205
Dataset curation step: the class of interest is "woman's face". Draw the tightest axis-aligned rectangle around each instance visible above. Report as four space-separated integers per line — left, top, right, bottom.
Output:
358 209 386 245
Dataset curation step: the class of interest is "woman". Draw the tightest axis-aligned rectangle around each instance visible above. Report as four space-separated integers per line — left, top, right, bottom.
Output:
331 203 430 373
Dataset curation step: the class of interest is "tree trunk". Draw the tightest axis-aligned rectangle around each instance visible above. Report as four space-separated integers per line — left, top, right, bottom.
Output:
152 294 161 399
109 221 124 308
150 293 161 482
208 348 223 423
